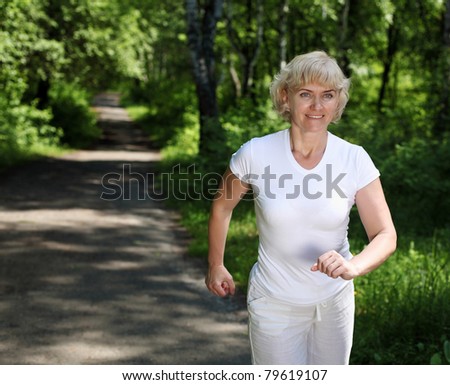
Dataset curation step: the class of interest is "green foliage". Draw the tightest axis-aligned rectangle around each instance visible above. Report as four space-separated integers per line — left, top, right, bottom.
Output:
0 0 64 167
221 202 259 286
0 0 60 165
161 107 200 164
380 136 450 233
350 233 449 364
48 82 99 148
430 338 450 365
124 83 198 156
0 0 64 89
0 0 150 168
0 96 62 168
221 99 288 151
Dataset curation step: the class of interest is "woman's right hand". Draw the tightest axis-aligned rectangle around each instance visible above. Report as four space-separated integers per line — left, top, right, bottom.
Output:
206 168 247 298
205 265 236 297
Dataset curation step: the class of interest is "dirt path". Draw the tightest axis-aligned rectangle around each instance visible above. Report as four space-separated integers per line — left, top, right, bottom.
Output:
0 93 250 364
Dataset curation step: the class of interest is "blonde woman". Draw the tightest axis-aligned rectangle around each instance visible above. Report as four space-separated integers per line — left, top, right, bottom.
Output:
206 51 396 365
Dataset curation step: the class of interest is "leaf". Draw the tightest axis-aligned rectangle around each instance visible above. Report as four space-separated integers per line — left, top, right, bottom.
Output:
430 353 442 365
444 340 450 363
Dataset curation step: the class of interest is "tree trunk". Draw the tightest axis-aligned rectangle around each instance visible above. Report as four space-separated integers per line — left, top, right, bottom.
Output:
338 0 351 77
226 0 263 99
186 0 224 159
377 14 399 113
278 0 289 69
36 79 50 109
229 60 242 99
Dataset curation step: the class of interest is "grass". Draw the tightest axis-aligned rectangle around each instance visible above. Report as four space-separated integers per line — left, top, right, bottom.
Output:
351 232 449 364
125 103 197 153
0 143 71 173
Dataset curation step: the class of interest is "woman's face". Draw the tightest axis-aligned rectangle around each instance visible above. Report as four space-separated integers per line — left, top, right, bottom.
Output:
285 83 339 133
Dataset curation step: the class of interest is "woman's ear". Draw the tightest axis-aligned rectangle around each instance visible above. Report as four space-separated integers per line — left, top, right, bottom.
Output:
281 89 290 112
281 88 288 105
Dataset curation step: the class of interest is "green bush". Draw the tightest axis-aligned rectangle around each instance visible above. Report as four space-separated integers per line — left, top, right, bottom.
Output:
49 82 100 148
380 136 450 234
0 94 62 168
351 232 449 364
123 78 194 149
221 99 288 155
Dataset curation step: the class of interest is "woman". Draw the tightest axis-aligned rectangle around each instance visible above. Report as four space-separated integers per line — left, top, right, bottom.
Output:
205 51 396 365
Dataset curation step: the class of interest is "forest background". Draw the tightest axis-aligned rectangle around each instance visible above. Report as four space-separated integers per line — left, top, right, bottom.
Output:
0 0 449 364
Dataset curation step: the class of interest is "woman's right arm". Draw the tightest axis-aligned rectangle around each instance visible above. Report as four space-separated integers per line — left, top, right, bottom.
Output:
205 167 250 297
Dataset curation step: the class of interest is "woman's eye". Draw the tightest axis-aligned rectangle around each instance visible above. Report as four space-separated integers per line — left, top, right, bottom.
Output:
299 92 311 98
323 93 334 100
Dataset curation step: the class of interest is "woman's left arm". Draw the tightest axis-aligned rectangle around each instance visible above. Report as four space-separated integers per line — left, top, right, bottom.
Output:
312 178 397 280
349 177 397 276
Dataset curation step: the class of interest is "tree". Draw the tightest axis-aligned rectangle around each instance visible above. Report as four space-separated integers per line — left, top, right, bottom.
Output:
0 0 63 161
225 0 264 99
337 0 352 77
26 0 146 108
278 0 289 69
377 14 399 112
186 0 226 159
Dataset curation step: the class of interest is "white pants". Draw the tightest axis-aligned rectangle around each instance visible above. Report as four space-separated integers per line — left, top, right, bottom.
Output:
247 281 355 365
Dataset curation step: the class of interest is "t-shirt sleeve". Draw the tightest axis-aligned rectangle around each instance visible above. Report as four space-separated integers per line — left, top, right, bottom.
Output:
229 140 252 184
356 146 380 190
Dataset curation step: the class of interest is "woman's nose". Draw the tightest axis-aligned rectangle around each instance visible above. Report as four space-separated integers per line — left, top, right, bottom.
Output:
310 96 323 109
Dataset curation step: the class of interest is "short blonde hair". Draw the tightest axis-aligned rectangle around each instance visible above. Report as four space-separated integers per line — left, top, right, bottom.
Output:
270 51 350 123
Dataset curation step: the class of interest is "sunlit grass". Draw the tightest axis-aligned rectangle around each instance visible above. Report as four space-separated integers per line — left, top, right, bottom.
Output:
125 104 155 122
0 143 71 172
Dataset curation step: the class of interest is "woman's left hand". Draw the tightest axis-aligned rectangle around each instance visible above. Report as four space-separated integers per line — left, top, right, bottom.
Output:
311 250 359 280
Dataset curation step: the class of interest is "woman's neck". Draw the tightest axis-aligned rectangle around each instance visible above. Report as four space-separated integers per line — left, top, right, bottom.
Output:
289 127 328 159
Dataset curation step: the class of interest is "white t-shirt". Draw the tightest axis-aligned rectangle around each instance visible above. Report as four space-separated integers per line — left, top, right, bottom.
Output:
229 129 380 305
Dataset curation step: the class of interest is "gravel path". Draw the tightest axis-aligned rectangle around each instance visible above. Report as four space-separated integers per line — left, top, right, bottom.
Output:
0 93 250 365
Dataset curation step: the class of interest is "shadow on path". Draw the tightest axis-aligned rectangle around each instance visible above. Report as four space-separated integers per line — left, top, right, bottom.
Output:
0 92 250 364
